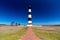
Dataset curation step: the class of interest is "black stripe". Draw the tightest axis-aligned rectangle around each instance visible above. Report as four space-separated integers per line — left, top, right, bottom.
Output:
28 23 32 24
28 18 31 21
28 13 31 14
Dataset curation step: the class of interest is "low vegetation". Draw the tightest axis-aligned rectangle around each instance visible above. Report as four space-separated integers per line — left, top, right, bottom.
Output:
33 26 60 40
0 26 28 40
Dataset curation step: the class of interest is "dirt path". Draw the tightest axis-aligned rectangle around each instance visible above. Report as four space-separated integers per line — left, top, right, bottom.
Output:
19 27 41 40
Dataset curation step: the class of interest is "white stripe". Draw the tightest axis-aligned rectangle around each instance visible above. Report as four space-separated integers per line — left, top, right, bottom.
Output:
28 21 32 23
28 14 32 18
28 9 31 12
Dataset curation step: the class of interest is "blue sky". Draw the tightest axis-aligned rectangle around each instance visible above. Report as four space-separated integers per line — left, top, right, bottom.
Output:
0 0 60 25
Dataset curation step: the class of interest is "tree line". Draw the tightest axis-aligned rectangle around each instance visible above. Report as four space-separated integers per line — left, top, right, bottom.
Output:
11 21 20 26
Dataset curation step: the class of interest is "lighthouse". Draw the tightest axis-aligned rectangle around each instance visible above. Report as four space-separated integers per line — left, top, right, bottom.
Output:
27 5 32 26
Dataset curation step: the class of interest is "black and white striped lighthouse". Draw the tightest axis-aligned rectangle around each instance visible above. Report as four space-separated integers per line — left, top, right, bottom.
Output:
27 5 32 26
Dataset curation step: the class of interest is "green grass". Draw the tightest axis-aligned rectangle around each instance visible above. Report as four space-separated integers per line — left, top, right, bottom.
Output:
33 27 60 40
0 27 28 40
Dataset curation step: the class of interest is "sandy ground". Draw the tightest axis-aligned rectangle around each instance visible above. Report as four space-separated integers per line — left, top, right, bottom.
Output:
0 26 23 33
33 26 60 33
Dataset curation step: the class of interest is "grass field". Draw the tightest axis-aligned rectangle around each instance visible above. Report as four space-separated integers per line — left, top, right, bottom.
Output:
33 26 60 40
0 26 28 40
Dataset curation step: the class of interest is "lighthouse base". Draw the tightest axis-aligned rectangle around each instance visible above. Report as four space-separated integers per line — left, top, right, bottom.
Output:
27 24 32 27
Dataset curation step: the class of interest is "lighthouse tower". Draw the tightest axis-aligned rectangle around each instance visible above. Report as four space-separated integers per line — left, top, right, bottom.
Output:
27 5 32 26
